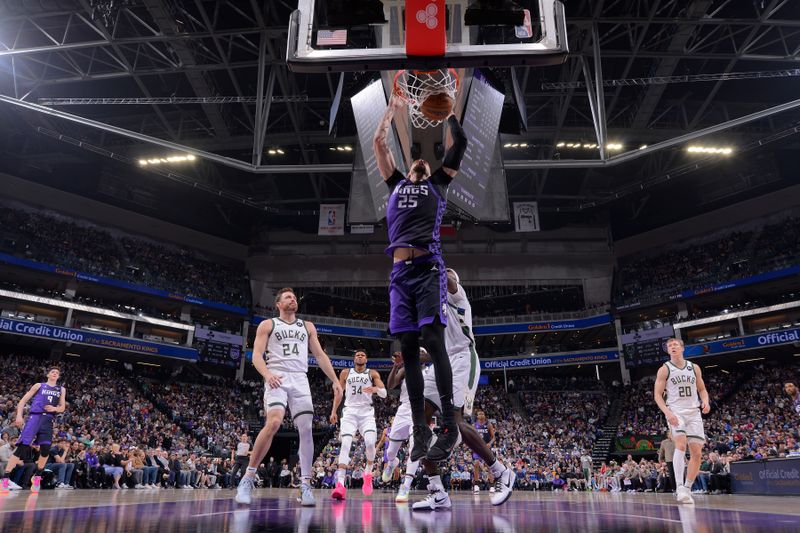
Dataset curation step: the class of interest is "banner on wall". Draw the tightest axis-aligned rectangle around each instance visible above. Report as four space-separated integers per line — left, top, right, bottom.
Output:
513 202 540 232
615 434 664 455
474 314 612 336
684 327 800 358
731 458 800 495
318 204 345 235
0 317 197 360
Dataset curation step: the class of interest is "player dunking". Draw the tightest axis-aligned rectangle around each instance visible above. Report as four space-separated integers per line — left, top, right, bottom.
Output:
785 382 800 416
1 367 66 492
654 338 710 505
235 288 343 506
373 94 468 463
328 350 387 499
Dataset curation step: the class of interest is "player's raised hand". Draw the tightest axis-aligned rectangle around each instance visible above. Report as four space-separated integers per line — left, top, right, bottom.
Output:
391 352 404 366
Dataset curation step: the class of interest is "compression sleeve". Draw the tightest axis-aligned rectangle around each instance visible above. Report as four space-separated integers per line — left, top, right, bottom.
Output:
443 115 467 171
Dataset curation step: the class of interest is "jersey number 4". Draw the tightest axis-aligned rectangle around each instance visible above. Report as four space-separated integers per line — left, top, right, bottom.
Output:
397 194 417 208
282 344 300 356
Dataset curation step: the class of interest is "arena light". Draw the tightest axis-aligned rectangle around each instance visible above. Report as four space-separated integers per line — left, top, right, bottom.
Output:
105 358 118 362
137 361 161 367
639 144 648 150
138 154 196 166
606 143 623 151
737 357 765 363
686 145 734 155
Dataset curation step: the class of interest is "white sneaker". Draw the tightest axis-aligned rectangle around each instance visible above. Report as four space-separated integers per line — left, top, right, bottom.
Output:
135 484 145 489
490 467 516 506
412 487 451 511
396 484 411 503
676 485 694 504
473 485 480 493
382 459 397 484
297 483 316 507
55 483 67 490
235 475 255 505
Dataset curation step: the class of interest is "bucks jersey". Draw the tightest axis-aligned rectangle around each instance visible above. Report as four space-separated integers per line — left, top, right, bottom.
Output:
265 317 309 373
445 284 474 356
344 367 374 409
664 360 700 410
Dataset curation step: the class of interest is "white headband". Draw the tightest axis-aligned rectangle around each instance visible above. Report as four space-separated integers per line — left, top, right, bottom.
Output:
446 268 460 284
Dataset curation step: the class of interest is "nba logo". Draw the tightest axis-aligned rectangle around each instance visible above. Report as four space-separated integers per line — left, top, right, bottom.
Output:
328 209 336 226
406 0 445 56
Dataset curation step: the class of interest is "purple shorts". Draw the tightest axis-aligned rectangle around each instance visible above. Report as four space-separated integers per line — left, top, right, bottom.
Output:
18 413 54 446
389 254 448 335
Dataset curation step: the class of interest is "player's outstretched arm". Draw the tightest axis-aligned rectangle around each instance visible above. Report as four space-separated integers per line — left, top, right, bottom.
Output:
653 366 678 427
441 112 468 178
373 94 405 180
330 369 349 424
306 321 344 399
694 364 711 413
15 383 40 426
252 319 281 388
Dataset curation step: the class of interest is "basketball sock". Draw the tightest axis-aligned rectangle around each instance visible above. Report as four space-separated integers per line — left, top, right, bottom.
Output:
489 460 506 478
386 440 402 462
673 449 686 488
403 474 414 490
406 457 420 479
428 475 443 492
336 468 346 485
244 466 257 478
301 476 312 487
295 414 314 480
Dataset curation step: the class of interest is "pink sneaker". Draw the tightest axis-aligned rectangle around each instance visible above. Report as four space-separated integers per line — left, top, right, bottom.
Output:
331 482 346 500
1 478 8 491
362 472 374 496
31 476 41 493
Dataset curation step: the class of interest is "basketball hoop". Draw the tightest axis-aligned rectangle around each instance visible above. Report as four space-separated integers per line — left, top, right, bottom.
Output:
393 68 459 129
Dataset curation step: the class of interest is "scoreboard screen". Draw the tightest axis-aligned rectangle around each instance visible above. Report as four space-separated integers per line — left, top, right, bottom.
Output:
194 328 243 367
621 326 675 367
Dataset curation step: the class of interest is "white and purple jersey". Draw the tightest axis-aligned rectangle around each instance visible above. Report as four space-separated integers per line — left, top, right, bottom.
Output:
792 394 800 416
384 168 451 257
30 383 62 415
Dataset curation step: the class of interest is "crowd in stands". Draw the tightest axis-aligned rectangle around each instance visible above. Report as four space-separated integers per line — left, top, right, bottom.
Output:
615 214 800 306
1 349 798 496
0 205 249 308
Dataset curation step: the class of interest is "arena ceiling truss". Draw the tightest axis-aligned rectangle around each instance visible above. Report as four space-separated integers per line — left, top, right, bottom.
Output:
0 0 799 219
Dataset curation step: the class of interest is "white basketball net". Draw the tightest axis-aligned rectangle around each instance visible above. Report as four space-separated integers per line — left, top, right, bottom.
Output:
394 69 459 129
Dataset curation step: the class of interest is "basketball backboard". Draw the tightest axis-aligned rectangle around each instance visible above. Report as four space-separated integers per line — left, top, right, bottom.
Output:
287 0 568 73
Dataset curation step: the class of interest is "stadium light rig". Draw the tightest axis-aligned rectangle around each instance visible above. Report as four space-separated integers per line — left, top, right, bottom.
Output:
138 154 196 166
267 148 285 156
686 145 734 155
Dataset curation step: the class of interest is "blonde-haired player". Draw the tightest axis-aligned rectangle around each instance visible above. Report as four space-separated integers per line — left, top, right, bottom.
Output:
329 350 387 499
654 338 710 505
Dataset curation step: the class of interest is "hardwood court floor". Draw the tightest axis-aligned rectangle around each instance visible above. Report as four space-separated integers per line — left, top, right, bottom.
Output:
1 487 799 532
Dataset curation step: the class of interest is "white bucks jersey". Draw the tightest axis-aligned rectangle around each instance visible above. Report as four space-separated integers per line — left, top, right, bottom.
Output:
664 360 700 410
344 368 374 409
445 285 475 356
265 317 309 373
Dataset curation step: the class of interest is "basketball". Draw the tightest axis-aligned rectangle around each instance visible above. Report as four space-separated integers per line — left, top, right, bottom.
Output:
419 92 454 121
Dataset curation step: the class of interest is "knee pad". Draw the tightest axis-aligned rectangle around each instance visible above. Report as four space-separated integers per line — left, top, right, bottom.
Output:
13 443 31 459
338 435 353 465
38 444 51 458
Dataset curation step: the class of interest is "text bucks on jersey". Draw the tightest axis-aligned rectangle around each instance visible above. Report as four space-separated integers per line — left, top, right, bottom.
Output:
664 360 700 409
266 318 309 373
